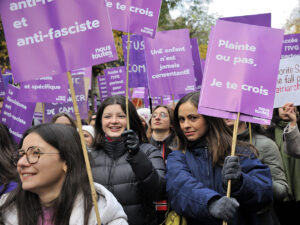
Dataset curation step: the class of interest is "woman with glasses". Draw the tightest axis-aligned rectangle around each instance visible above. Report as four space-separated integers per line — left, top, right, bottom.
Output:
166 91 273 225
90 95 165 225
0 123 128 225
0 123 18 198
147 105 178 223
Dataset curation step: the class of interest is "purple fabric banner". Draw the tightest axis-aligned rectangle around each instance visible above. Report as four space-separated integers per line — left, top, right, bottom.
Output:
122 35 148 88
220 13 271 27
191 38 203 90
107 0 162 38
199 20 284 121
44 75 88 122
0 85 36 143
1 0 117 82
0 71 6 97
281 33 300 59
105 67 126 96
19 73 69 103
97 75 109 101
144 29 196 97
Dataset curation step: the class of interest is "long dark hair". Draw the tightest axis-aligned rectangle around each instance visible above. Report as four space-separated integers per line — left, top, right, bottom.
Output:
0 124 94 225
174 92 255 166
0 123 18 195
93 95 148 148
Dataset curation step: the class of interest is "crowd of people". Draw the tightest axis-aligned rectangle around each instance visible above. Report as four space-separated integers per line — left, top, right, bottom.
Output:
0 92 299 225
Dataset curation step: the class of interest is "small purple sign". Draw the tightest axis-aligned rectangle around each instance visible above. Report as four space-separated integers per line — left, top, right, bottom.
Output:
191 38 203 90
122 35 148 88
19 74 69 103
132 87 146 98
199 20 284 121
2 70 13 89
220 13 271 27
105 67 126 96
0 71 6 97
144 29 196 97
107 0 162 38
44 75 88 122
0 85 36 143
281 33 300 59
97 75 109 101
1 0 117 82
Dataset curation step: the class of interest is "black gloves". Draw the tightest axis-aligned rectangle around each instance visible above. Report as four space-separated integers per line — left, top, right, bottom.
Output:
121 129 140 155
222 156 242 191
208 196 239 222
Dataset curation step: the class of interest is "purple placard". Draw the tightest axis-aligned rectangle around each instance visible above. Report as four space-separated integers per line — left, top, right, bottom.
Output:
191 38 203 90
97 75 109 101
199 20 284 121
33 111 44 124
122 35 148 88
132 87 146 98
162 95 173 106
151 96 162 108
105 67 126 96
19 73 69 103
220 13 271 27
198 106 271 125
1 0 117 82
107 0 162 38
281 33 300 59
44 75 88 122
0 71 6 97
71 67 92 78
0 85 36 143
144 29 196 97
2 70 13 89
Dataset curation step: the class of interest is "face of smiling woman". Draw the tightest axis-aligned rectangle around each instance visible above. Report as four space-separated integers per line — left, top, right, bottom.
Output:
178 101 208 141
17 132 67 203
101 104 127 140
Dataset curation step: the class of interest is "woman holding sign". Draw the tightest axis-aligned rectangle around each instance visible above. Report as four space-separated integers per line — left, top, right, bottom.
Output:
0 123 128 225
166 91 273 225
90 95 166 225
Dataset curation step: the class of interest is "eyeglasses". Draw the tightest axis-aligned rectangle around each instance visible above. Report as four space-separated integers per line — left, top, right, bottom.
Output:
15 146 60 165
152 112 168 119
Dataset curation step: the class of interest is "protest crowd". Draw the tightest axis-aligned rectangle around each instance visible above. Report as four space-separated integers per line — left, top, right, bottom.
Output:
0 0 300 225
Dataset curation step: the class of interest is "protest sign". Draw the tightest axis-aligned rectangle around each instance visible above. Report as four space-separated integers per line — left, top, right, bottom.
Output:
105 67 127 96
107 0 162 38
19 74 69 103
0 85 35 143
1 0 117 82
132 87 146 98
44 75 88 122
220 13 271 27
122 35 148 88
274 55 300 108
0 71 6 97
97 75 109 101
199 20 284 121
281 33 300 59
144 29 196 97
2 70 13 89
191 38 203 90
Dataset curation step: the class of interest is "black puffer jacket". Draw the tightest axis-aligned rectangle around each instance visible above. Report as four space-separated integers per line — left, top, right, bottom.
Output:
90 139 166 225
